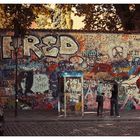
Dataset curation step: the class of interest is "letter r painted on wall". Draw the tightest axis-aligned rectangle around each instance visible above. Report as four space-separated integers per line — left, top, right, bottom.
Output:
24 35 42 58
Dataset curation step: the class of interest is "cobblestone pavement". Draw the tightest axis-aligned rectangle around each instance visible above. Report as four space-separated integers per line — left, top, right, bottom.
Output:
3 120 140 136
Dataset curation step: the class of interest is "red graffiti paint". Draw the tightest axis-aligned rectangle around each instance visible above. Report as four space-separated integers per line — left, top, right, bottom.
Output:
84 72 94 80
17 48 23 58
76 36 86 52
89 63 129 80
111 72 129 79
92 63 113 74
121 34 129 41
48 64 58 72
134 66 140 75
31 53 38 61
45 103 53 110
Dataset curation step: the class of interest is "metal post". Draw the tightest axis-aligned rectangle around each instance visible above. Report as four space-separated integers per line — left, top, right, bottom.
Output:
13 5 23 117
81 75 84 117
64 77 66 118
14 37 18 117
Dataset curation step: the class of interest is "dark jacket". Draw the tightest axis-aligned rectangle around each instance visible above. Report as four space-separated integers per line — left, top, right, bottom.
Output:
111 82 118 100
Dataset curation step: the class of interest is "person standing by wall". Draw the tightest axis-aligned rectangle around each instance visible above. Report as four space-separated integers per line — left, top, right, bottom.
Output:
110 80 120 117
96 81 104 117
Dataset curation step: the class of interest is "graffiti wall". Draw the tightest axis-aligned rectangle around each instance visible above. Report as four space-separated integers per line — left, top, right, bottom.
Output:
1 29 140 111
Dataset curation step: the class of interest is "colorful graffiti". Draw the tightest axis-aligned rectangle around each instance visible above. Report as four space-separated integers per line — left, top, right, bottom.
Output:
64 77 82 113
83 79 112 111
2 34 79 59
1 30 140 111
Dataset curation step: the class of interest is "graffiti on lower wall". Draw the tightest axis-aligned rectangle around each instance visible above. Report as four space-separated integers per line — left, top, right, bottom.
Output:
83 79 112 111
1 30 140 111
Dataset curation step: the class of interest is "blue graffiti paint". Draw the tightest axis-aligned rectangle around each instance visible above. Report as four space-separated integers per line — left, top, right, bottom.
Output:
112 59 130 68
49 71 59 98
128 66 137 76
58 60 74 71
83 50 99 58
132 57 140 66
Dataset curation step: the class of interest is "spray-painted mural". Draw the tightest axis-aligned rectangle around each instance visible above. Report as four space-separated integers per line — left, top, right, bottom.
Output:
1 30 140 111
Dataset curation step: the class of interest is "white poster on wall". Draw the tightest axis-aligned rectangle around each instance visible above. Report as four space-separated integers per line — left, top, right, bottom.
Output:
31 74 49 93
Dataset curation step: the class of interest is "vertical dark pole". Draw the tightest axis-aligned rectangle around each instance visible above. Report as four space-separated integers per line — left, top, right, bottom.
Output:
13 4 21 117
13 5 24 117
14 16 19 117
14 5 20 117
15 44 18 117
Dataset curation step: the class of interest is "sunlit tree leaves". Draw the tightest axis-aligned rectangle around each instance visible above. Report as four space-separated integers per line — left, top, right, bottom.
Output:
0 4 140 31
74 4 123 31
